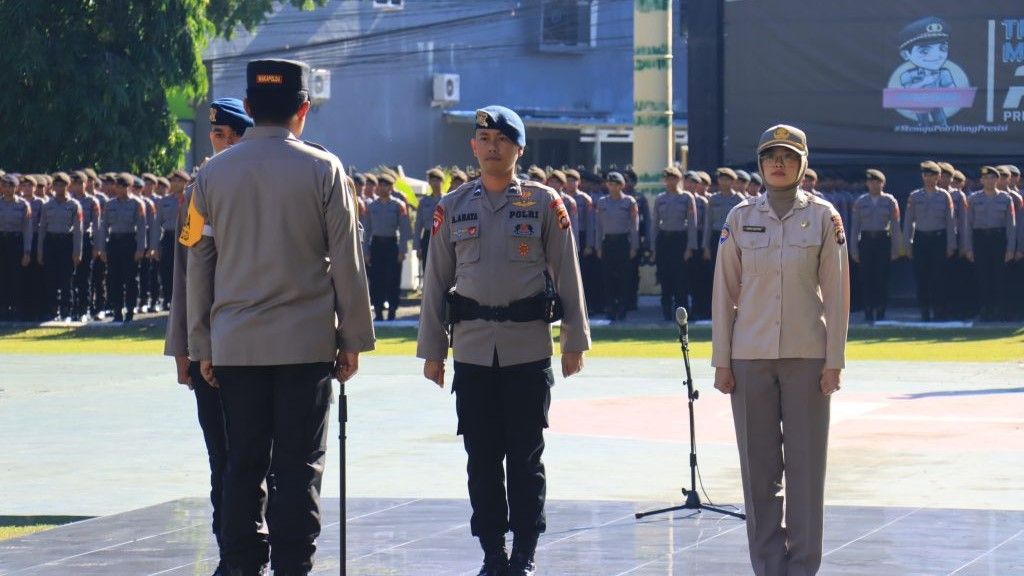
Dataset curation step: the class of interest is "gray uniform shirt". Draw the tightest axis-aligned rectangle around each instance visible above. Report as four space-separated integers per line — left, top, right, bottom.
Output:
949 188 968 248
594 195 640 252
566 191 592 251
651 190 699 249
364 196 412 255
415 179 590 366
29 197 46 243
903 188 956 253
414 194 443 250
153 194 182 255
694 194 709 249
38 197 84 260
0 196 33 252
140 195 156 250
164 187 192 357
963 191 1016 254
1006 189 1024 253
850 192 903 259
72 193 101 236
186 126 375 365
702 191 745 249
96 196 147 252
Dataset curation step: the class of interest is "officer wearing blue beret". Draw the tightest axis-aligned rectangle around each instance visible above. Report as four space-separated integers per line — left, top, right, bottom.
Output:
209 98 254 153
417 105 590 576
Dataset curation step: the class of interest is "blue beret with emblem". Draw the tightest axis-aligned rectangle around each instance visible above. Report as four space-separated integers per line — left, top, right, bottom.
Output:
474 105 526 148
210 98 254 135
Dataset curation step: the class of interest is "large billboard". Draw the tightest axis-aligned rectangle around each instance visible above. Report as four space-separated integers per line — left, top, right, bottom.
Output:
722 0 1024 164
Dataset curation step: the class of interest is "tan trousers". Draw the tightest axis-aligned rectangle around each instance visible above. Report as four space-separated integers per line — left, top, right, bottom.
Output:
731 359 829 576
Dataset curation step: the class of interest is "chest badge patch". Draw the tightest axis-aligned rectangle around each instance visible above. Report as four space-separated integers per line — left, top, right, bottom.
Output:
514 223 535 236
518 241 530 257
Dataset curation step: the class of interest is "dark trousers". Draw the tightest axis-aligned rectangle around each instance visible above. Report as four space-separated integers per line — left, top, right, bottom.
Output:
656 231 689 317
0 233 24 320
160 231 175 307
858 234 891 315
972 231 1007 321
139 252 159 307
911 232 947 319
369 236 401 318
191 361 228 556
215 362 333 573
454 357 552 539
601 235 632 319
1008 259 1024 321
106 235 139 318
42 234 75 318
91 254 107 315
73 234 94 317
20 236 46 321
419 232 430 275
580 250 603 314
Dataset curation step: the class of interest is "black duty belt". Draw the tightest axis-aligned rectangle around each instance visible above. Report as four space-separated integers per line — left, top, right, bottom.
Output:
450 292 550 323
973 228 1004 237
915 230 944 238
45 232 73 237
860 230 890 239
0 231 23 238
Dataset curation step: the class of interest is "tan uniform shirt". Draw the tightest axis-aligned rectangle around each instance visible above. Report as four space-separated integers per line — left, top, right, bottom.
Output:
711 191 850 370
963 190 1016 254
416 178 590 367
186 126 375 365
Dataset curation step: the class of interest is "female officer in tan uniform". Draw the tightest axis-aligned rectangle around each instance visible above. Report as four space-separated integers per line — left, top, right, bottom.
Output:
711 124 849 576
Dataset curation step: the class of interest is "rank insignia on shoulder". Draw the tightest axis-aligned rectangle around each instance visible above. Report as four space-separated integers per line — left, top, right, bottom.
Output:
719 226 730 246
178 194 205 247
831 214 846 245
550 199 570 230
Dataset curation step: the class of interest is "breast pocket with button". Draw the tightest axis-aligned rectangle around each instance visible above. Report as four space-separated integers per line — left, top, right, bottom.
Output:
787 228 823 278
508 221 542 262
738 232 770 276
453 224 480 265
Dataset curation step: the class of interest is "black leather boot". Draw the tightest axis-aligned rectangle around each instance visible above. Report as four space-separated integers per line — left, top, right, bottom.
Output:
508 532 538 576
476 534 509 576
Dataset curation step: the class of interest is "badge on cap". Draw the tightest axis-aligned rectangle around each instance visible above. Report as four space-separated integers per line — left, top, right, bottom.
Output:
773 127 790 140
209 108 217 122
256 74 284 85
476 110 490 127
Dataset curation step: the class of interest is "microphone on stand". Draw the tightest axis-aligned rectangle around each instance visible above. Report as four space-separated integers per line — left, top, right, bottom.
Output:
675 306 689 347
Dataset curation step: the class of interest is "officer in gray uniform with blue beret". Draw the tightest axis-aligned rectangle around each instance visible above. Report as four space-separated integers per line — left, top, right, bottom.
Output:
964 166 1017 321
850 169 903 323
650 166 698 321
414 167 446 275
186 59 374 575
364 171 412 320
95 173 147 323
38 172 84 320
417 105 589 576
0 174 32 320
903 161 957 321
595 171 640 322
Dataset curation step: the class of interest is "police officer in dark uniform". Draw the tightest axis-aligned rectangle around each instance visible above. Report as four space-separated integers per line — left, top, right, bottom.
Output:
964 167 1017 321
69 171 100 322
0 174 32 321
903 161 956 321
650 166 698 321
95 173 147 323
595 172 640 321
417 105 589 576
37 172 84 321
185 58 374 575
364 171 411 320
850 169 903 322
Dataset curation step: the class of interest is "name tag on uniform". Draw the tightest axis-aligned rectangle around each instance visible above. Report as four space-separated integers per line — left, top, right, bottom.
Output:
742 225 766 233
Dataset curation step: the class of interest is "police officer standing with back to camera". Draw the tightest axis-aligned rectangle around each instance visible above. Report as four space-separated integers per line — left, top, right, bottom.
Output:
595 171 640 322
850 169 903 323
185 59 374 576
416 105 589 576
364 171 411 321
95 173 146 324
37 172 84 321
963 166 1016 321
0 174 32 321
903 161 956 321
165 97 254 576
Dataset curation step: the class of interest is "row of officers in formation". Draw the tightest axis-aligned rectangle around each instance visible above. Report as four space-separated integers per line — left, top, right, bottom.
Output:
0 168 189 323
351 159 1024 324
2 157 1021 326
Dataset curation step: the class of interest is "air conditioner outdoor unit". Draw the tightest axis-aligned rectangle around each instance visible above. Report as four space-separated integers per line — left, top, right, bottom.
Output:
432 73 460 106
310 69 331 104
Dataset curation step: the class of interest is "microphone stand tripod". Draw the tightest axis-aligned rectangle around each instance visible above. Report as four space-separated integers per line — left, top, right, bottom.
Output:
635 309 745 521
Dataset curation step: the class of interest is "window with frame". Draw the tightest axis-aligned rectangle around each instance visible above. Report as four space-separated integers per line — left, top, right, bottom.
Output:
540 0 596 52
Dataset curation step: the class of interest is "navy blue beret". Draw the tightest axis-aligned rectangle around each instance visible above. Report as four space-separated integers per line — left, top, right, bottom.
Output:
210 98 254 135
475 105 526 148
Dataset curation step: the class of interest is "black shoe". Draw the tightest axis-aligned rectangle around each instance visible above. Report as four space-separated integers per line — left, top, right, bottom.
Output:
508 554 536 576
476 535 509 576
113 313 124 323
509 532 538 576
374 313 384 322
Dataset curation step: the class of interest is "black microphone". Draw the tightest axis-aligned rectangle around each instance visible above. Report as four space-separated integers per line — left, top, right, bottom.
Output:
675 306 688 345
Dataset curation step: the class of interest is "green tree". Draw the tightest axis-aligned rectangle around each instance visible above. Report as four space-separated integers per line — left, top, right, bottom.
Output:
0 0 324 174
